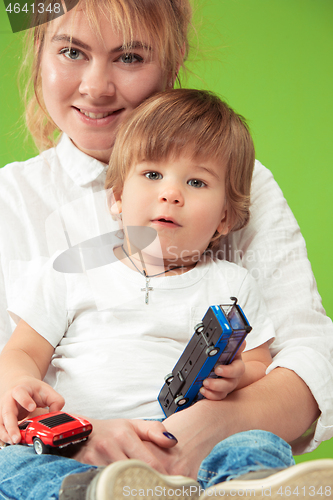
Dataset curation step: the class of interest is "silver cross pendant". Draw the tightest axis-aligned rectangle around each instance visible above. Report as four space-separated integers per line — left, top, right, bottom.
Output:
141 277 154 305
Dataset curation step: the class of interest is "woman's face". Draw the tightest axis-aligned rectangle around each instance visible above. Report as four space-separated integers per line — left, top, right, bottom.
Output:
40 9 169 163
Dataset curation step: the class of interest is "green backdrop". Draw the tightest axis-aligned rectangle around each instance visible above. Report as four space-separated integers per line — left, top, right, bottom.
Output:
0 0 332 461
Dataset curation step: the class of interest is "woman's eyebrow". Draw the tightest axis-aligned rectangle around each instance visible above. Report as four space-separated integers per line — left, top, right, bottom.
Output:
51 34 91 51
121 42 152 52
51 35 152 53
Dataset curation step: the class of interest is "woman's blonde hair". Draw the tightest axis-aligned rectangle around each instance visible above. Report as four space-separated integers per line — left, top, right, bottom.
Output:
105 89 255 238
21 0 192 152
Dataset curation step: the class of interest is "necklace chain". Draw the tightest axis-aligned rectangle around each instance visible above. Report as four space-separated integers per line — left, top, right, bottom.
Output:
120 245 185 305
121 245 184 278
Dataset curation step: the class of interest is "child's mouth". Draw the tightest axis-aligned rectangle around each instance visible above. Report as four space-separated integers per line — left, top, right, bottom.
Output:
153 218 181 228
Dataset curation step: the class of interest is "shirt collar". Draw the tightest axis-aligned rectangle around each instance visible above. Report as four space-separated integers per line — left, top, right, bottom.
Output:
55 133 107 187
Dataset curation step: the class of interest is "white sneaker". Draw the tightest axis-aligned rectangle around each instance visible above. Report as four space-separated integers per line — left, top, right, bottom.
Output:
86 459 201 500
199 459 333 499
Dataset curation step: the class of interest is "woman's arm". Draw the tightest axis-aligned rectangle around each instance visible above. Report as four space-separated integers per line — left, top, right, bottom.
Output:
71 367 318 475
228 160 333 451
0 320 64 444
147 367 320 479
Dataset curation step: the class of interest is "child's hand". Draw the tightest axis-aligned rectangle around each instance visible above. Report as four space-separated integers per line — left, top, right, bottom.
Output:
199 341 246 400
0 376 64 445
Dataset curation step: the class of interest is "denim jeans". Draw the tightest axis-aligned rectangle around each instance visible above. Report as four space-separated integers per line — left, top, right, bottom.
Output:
0 430 295 499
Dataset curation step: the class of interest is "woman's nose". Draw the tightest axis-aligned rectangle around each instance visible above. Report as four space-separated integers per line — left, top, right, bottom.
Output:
79 61 116 99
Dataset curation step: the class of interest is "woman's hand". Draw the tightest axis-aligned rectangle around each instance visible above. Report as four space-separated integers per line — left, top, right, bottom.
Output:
0 376 64 445
200 341 246 400
72 418 178 473
72 400 226 479
144 398 227 479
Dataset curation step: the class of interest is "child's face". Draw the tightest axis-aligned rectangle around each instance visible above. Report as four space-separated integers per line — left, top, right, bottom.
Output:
115 154 228 267
40 9 169 163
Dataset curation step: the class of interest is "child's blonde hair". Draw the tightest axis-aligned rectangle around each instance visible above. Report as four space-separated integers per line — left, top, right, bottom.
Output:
22 0 192 152
105 89 255 240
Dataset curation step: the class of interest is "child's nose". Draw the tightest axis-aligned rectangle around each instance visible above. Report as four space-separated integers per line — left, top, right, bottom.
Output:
79 61 116 99
158 187 184 206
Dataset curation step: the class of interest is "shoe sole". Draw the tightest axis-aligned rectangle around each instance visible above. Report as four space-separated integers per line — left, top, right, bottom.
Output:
200 459 333 499
88 459 201 500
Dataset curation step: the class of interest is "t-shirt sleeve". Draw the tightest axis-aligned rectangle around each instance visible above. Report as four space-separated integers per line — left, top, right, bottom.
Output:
7 256 68 348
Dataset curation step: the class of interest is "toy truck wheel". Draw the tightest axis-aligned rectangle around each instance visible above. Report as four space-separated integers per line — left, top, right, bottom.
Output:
174 395 189 407
194 322 204 334
206 346 220 357
33 437 48 455
164 373 174 384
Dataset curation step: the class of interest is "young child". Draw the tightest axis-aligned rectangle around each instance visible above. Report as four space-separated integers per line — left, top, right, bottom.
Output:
0 88 274 458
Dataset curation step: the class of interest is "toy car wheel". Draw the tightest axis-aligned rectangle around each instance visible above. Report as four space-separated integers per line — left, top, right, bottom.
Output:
164 373 174 384
206 346 220 357
175 395 189 407
33 437 48 455
194 322 204 334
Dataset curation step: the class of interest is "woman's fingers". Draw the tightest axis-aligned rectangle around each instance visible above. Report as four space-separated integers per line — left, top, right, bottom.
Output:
73 418 177 473
131 419 178 448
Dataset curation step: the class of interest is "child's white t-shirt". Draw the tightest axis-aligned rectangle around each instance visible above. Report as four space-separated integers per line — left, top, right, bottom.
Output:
8 255 274 420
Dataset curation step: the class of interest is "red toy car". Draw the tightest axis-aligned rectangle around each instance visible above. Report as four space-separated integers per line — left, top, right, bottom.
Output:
18 411 93 455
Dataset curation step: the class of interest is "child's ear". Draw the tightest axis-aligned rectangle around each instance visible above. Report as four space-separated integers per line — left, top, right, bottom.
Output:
110 200 122 219
216 211 231 236
106 189 122 219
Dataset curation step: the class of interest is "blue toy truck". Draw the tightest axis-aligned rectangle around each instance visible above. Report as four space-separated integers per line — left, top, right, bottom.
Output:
158 297 252 417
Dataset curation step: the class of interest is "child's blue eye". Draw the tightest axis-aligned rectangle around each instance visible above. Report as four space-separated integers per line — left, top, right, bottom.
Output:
145 172 162 180
60 48 84 60
188 179 206 188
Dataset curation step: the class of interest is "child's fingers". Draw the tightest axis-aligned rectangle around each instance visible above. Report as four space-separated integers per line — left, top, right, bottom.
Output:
32 384 65 412
201 376 237 399
199 386 228 401
214 358 245 379
11 385 37 413
0 423 13 445
48 396 65 413
12 380 65 413
0 398 22 444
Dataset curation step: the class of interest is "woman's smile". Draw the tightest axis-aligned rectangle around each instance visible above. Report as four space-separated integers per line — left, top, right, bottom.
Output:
73 106 125 126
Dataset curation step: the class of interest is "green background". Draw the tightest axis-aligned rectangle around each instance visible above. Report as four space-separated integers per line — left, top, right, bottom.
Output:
0 0 332 461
